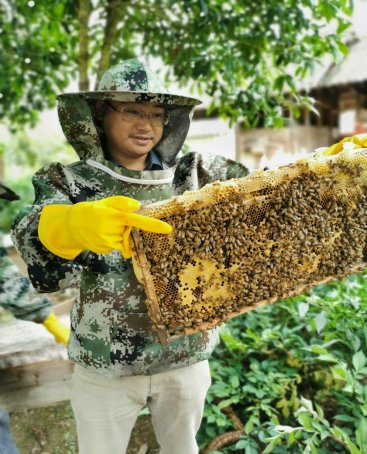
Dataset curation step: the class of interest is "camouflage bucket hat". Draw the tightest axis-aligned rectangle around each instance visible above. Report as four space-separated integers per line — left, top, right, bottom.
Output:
57 59 200 164
0 183 20 201
57 58 202 107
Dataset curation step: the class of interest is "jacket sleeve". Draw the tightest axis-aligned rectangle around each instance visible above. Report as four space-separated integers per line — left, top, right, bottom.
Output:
0 246 52 322
173 152 250 194
10 162 82 293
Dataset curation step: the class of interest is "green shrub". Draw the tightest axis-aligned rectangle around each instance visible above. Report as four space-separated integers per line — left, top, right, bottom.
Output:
200 272 367 453
3 132 75 174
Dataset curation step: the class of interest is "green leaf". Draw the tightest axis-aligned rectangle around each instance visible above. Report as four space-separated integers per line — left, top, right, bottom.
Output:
318 1 338 20
300 397 315 414
297 412 313 430
330 427 363 454
311 420 325 432
210 382 232 398
245 418 254 435
353 351 367 373
334 414 357 423
263 438 280 454
315 312 327 333
337 40 349 56
315 404 325 421
274 425 302 433
234 439 248 449
217 397 239 410
305 345 328 355
317 354 339 363
361 403 367 417
356 418 367 450
230 375 240 389
331 366 347 380
337 21 351 34
215 417 228 427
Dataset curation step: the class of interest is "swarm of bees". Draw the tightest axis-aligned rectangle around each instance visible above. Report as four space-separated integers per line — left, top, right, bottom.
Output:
131 148 367 345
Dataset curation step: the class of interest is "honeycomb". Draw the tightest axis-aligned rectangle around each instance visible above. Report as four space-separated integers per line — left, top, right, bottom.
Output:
131 147 367 345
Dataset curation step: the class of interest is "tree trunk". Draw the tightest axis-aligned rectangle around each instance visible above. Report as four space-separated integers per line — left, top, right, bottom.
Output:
78 0 91 91
95 0 126 89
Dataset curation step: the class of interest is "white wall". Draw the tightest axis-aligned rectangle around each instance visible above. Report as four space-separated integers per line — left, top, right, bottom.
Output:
186 117 236 160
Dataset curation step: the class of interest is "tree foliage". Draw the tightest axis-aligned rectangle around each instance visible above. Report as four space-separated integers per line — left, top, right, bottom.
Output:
0 0 353 129
0 1 77 126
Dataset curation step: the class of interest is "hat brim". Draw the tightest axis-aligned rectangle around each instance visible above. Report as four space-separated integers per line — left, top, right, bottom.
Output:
57 91 202 107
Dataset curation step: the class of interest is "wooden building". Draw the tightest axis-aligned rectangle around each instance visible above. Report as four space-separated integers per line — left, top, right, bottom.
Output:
235 37 367 169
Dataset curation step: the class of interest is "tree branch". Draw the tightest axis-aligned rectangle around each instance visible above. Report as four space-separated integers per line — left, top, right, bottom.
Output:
200 401 245 454
78 0 91 91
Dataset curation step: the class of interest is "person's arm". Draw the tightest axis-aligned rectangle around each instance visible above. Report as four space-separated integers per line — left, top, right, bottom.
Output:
0 246 69 345
11 162 171 291
11 163 84 293
0 245 52 322
173 152 250 194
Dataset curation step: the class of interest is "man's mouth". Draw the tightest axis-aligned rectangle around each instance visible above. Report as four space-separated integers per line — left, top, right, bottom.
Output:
130 135 153 146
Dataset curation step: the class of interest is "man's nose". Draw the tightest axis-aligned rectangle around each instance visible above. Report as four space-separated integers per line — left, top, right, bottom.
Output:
135 115 153 129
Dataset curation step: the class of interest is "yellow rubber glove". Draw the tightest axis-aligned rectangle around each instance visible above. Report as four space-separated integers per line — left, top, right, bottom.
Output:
43 312 70 346
323 133 367 156
38 195 172 260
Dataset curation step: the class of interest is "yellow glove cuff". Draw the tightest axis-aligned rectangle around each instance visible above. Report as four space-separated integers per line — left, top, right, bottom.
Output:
39 205 83 259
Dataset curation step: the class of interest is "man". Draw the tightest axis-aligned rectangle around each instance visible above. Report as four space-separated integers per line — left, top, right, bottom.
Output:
11 59 249 454
0 181 69 454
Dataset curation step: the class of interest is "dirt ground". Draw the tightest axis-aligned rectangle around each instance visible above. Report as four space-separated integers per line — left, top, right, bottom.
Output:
10 401 160 454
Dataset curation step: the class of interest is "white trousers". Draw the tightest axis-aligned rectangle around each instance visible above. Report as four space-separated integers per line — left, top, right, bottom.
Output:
71 361 211 454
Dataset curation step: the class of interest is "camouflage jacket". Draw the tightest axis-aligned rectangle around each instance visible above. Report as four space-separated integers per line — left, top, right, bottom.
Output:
0 234 52 323
11 153 248 377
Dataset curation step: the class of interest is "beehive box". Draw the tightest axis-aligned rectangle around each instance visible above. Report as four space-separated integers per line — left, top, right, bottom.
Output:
131 147 367 345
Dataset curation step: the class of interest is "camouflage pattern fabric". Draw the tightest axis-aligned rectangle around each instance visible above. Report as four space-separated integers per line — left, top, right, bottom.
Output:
11 59 249 378
0 234 52 323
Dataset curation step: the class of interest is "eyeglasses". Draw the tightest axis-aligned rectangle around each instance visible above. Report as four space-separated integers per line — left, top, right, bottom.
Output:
105 101 170 126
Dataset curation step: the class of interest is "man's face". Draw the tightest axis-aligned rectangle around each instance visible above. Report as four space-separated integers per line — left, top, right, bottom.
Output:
102 101 165 167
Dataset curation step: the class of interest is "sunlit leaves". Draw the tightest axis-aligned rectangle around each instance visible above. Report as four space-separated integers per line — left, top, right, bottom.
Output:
0 0 77 129
139 0 352 127
0 0 353 129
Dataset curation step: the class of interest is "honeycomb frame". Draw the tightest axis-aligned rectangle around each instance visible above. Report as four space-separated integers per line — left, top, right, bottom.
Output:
131 148 367 345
